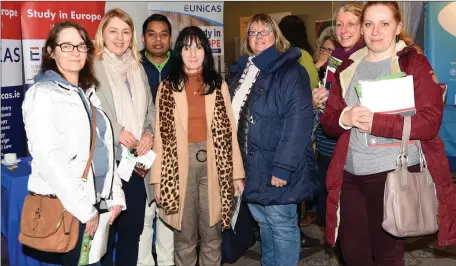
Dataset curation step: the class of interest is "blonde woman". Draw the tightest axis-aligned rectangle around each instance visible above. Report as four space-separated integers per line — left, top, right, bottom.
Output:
228 14 318 266
93 8 155 266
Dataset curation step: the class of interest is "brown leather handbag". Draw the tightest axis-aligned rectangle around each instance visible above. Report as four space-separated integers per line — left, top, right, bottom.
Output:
382 116 439 237
19 103 96 253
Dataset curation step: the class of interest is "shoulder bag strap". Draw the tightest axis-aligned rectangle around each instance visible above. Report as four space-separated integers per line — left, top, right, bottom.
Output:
398 116 411 168
81 103 97 182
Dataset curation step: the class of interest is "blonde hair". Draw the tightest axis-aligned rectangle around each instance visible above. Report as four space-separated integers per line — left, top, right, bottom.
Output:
333 2 363 22
240 13 290 56
331 2 364 49
94 8 141 65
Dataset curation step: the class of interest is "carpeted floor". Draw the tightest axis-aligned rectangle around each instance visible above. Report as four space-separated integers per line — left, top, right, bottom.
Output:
224 224 456 266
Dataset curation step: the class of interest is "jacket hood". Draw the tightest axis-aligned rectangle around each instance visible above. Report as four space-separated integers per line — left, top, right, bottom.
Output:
34 70 76 88
231 45 302 76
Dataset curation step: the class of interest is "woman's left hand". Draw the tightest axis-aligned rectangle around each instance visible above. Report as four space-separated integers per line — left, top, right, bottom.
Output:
109 205 122 225
234 179 245 196
136 132 154 156
271 176 288 187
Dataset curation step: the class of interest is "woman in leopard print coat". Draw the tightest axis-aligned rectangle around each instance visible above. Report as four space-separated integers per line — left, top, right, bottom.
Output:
150 26 245 266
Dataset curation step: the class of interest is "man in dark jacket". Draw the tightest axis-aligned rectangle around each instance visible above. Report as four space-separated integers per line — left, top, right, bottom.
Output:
141 14 172 103
139 14 175 266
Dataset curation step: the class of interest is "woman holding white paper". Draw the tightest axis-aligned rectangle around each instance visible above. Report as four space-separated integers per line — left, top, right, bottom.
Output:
93 8 156 266
22 21 125 265
320 2 456 266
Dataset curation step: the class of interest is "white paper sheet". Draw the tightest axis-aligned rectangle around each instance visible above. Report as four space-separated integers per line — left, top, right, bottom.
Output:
88 211 111 264
117 146 136 182
359 75 415 115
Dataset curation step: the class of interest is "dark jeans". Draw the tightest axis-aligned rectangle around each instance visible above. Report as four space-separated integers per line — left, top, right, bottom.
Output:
338 165 419 266
316 155 331 226
101 171 147 266
61 223 100 266
299 155 330 226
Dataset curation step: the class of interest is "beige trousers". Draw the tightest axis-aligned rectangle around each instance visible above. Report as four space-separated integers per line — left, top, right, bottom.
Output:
174 141 222 266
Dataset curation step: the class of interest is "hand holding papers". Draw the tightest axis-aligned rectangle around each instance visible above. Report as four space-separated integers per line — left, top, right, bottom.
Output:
118 145 156 181
354 72 416 148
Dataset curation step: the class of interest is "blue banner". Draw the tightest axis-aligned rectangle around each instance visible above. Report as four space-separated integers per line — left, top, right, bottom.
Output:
424 2 456 105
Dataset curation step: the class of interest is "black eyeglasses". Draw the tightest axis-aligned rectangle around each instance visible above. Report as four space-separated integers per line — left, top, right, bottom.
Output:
319 47 334 54
56 43 89 53
247 29 273 38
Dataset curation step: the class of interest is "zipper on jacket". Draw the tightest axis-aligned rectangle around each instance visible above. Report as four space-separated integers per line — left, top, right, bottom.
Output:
158 69 162 83
75 91 97 200
87 90 115 200
99 108 116 200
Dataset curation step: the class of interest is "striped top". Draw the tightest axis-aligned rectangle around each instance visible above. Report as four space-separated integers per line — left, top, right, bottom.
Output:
315 122 337 158
314 45 363 158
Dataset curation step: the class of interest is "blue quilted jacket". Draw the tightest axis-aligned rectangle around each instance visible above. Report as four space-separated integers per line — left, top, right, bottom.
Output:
229 46 319 205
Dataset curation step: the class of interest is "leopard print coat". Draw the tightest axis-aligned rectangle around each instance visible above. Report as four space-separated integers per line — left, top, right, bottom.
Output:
159 80 234 229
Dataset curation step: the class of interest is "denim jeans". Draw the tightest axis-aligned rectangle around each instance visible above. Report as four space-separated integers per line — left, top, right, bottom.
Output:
248 203 300 266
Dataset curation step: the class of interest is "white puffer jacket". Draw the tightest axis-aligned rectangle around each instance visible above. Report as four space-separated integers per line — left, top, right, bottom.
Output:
22 71 126 223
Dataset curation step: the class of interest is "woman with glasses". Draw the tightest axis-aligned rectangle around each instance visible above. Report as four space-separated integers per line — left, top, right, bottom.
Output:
229 13 318 266
151 26 244 266
93 8 156 266
22 21 125 266
315 35 338 81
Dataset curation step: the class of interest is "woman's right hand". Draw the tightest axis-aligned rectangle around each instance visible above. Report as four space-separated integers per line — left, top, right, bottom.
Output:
312 86 329 109
154 183 161 205
119 130 137 149
315 55 329 69
341 105 373 131
84 212 99 237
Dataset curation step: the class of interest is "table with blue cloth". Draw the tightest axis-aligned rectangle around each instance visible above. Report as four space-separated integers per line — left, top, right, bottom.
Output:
439 106 456 172
1 157 59 266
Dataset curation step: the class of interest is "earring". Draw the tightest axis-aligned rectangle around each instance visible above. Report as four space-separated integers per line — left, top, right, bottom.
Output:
396 35 399 43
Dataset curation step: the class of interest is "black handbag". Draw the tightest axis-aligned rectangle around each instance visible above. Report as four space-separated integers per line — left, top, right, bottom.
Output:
221 201 256 263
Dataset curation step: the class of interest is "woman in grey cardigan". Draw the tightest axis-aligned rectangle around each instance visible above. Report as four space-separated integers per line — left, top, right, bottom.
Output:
93 8 155 266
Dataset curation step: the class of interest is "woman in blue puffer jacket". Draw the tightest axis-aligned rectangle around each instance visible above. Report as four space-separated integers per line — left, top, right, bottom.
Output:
228 13 318 266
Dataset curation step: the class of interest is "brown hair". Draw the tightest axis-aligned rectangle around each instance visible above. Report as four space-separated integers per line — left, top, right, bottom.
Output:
41 21 99 91
94 8 141 65
240 13 290 56
361 1 423 54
